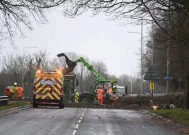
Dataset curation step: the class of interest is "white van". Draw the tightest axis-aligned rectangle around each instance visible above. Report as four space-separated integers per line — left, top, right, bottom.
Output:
114 85 126 96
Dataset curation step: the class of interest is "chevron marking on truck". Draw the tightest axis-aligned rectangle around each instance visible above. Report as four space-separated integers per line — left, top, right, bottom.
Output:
34 77 62 100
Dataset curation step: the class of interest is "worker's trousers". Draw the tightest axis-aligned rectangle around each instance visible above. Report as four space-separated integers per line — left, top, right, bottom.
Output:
74 97 79 103
98 98 103 105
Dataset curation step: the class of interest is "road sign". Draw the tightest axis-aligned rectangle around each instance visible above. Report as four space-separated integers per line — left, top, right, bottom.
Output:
164 76 172 80
150 82 154 91
143 66 160 80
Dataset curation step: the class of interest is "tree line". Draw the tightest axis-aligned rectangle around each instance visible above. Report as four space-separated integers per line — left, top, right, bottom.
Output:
142 0 189 105
0 51 140 96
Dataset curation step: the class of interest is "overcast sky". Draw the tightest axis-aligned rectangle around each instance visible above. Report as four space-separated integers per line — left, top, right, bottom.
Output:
2 9 149 77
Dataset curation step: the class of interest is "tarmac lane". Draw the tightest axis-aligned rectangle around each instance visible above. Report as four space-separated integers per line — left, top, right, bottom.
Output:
0 107 179 135
0 107 84 135
75 109 179 135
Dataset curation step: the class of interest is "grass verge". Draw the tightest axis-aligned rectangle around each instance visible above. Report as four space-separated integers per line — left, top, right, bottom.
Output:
0 101 30 111
150 108 189 126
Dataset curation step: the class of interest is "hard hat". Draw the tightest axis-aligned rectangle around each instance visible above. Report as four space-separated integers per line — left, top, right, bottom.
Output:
74 89 77 92
14 82 17 86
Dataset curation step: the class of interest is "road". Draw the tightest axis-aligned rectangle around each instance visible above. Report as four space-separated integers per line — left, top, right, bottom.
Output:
0 107 178 135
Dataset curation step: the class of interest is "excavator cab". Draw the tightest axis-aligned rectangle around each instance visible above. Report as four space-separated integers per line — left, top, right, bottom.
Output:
92 80 117 94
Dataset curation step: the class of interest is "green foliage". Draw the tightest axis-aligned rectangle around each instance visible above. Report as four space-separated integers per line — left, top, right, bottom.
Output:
0 102 29 111
152 108 189 126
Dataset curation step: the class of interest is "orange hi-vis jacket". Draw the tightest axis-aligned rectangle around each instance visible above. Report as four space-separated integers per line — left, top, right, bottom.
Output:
107 87 113 94
4 88 11 97
97 88 104 100
16 87 24 98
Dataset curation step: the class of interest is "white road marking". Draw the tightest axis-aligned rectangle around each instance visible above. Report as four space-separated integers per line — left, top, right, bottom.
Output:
75 124 79 129
107 125 114 135
72 130 77 135
71 108 86 135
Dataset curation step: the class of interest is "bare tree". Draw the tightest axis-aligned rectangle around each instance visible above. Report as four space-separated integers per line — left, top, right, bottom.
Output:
32 49 50 70
0 0 67 41
2 0 186 41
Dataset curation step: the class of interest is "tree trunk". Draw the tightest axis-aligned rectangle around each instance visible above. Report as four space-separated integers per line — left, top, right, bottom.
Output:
185 75 189 108
186 7 189 109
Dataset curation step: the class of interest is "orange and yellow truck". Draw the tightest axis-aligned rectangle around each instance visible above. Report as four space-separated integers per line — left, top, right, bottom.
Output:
33 69 64 108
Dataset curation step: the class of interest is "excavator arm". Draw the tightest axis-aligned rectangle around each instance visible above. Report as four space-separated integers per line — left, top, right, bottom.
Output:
76 57 118 94
76 57 106 81
57 53 105 81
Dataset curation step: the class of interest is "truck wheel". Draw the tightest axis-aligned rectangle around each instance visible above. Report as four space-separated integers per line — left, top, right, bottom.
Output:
59 103 64 109
33 96 38 108
59 98 64 109
33 102 38 108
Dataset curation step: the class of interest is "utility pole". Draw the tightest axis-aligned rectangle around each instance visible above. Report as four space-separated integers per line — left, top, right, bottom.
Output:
141 18 144 94
151 23 154 66
166 0 170 94
151 22 154 95
166 47 170 94
131 65 133 94
128 18 144 94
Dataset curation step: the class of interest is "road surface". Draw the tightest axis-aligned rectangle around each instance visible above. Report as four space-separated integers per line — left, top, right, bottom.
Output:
0 107 179 135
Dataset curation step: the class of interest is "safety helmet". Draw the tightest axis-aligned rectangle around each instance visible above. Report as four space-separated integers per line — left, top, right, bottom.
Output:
74 89 77 92
14 82 17 86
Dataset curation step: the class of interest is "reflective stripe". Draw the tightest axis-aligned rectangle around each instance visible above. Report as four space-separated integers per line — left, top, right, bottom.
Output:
34 76 63 100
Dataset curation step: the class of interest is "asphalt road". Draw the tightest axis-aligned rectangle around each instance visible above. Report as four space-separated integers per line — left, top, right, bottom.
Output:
0 107 179 135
